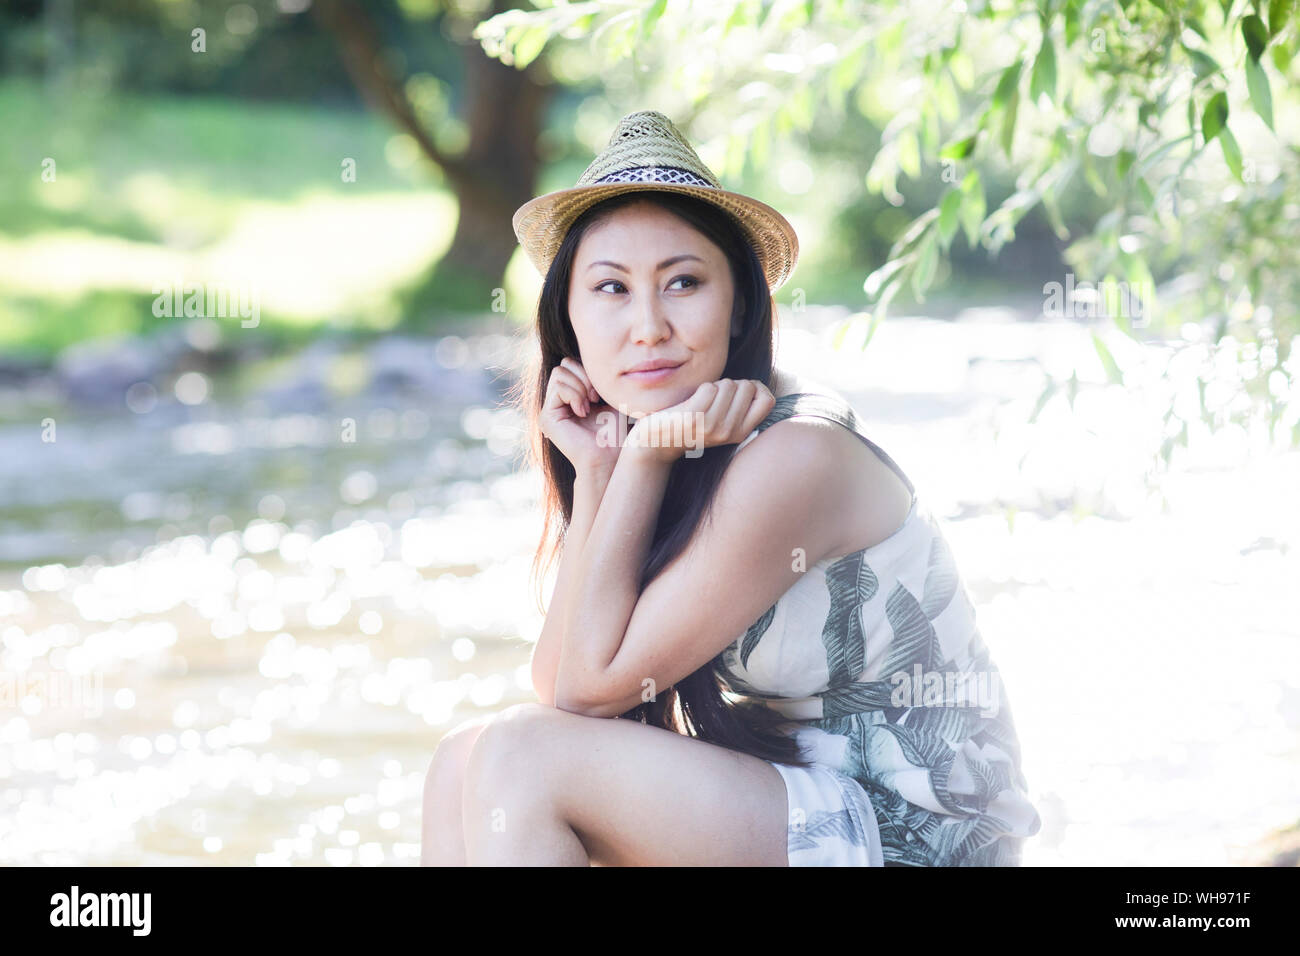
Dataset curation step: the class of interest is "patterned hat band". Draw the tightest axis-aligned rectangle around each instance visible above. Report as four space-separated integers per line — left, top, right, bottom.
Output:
590 165 716 188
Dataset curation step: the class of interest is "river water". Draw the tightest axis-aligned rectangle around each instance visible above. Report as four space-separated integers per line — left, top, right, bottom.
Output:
2 306 1297 865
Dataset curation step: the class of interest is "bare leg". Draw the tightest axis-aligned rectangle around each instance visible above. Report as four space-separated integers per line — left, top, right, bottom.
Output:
419 715 494 866
462 702 790 866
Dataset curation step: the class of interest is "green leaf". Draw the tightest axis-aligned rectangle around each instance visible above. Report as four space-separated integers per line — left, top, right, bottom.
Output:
1001 88 1020 158
1041 189 1068 239
1269 0 1295 37
936 70 961 123
512 25 550 69
922 107 940 155
937 189 962 246
1029 33 1057 103
898 127 922 178
1271 43 1291 74
865 257 907 329
1245 56 1274 129
1242 14 1269 60
501 20 529 50
911 235 939 300
831 317 851 351
960 172 986 247
1136 133 1194 177
887 207 940 259
992 61 1022 108
1102 273 1140 339
1219 125 1244 180
723 0 750 36
1202 91 1228 142
949 50 975 89
1120 250 1155 296
1182 45 1221 79
864 256 909 299
641 0 668 39
1083 152 1107 195
939 133 978 160
1064 0 1080 46
1117 148 1135 179
859 310 884 350
1137 177 1155 209
1090 331 1123 384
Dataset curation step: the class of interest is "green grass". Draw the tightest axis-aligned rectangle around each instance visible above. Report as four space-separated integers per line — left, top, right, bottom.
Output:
0 288 343 362
0 77 1053 361
0 77 439 239
0 78 461 357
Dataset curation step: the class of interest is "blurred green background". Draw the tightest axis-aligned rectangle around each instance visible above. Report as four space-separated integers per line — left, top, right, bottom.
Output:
1 0 1297 868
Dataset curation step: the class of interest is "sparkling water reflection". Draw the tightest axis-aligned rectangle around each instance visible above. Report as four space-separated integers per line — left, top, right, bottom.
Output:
1 311 1297 865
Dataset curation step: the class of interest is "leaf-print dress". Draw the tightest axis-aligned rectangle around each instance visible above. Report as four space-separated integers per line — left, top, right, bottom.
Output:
714 391 1042 867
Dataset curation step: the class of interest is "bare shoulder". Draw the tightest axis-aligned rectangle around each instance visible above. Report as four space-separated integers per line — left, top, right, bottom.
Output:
712 412 848 566
732 380 915 560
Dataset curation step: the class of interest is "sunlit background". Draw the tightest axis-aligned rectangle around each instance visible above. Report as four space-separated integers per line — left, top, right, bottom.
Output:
2 0 1298 866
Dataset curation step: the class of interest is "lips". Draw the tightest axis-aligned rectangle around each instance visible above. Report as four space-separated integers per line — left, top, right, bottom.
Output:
622 361 684 384
623 360 685 375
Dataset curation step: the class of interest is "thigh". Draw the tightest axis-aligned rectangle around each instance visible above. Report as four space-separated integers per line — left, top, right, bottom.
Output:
424 714 495 794
421 714 497 865
466 703 790 867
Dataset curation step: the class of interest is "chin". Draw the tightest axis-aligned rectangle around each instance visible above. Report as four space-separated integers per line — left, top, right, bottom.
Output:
622 384 696 416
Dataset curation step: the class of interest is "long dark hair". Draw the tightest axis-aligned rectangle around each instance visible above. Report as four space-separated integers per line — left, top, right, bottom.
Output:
507 189 814 768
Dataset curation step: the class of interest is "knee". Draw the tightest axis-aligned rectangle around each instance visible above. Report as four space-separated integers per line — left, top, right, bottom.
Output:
463 702 567 796
422 714 494 801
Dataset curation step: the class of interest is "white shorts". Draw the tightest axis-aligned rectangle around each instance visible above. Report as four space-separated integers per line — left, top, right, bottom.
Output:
771 761 884 866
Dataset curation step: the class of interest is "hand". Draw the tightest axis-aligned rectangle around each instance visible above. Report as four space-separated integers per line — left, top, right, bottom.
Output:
626 378 776 464
538 357 625 475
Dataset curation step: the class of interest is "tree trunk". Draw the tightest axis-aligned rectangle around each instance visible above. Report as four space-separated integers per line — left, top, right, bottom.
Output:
406 4 551 322
314 0 552 326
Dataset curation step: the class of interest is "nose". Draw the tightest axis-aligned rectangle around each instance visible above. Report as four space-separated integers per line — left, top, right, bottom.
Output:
631 290 671 345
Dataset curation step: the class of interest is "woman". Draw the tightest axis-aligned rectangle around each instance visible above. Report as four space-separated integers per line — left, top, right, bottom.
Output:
421 110 1041 866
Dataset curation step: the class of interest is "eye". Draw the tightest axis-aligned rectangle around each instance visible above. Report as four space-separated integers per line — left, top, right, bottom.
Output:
594 275 700 295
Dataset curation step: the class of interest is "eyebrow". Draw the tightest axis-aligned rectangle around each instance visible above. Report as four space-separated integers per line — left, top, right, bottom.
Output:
586 254 706 273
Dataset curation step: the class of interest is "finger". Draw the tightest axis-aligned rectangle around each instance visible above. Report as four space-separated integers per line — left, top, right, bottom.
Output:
704 378 737 430
740 382 775 433
547 363 583 400
720 379 756 437
549 373 588 418
559 357 600 403
560 380 589 418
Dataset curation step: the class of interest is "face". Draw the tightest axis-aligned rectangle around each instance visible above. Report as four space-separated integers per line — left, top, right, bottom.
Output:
566 199 739 417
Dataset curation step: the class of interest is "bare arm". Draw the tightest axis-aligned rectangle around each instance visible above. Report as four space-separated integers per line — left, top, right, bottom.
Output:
530 464 614 706
554 447 671 713
553 380 779 715
554 414 857 719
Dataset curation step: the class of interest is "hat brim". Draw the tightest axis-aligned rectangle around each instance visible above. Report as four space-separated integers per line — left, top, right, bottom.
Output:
512 182 799 293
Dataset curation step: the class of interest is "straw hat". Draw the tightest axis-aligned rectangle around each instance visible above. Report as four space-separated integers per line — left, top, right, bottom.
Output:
512 110 799 293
